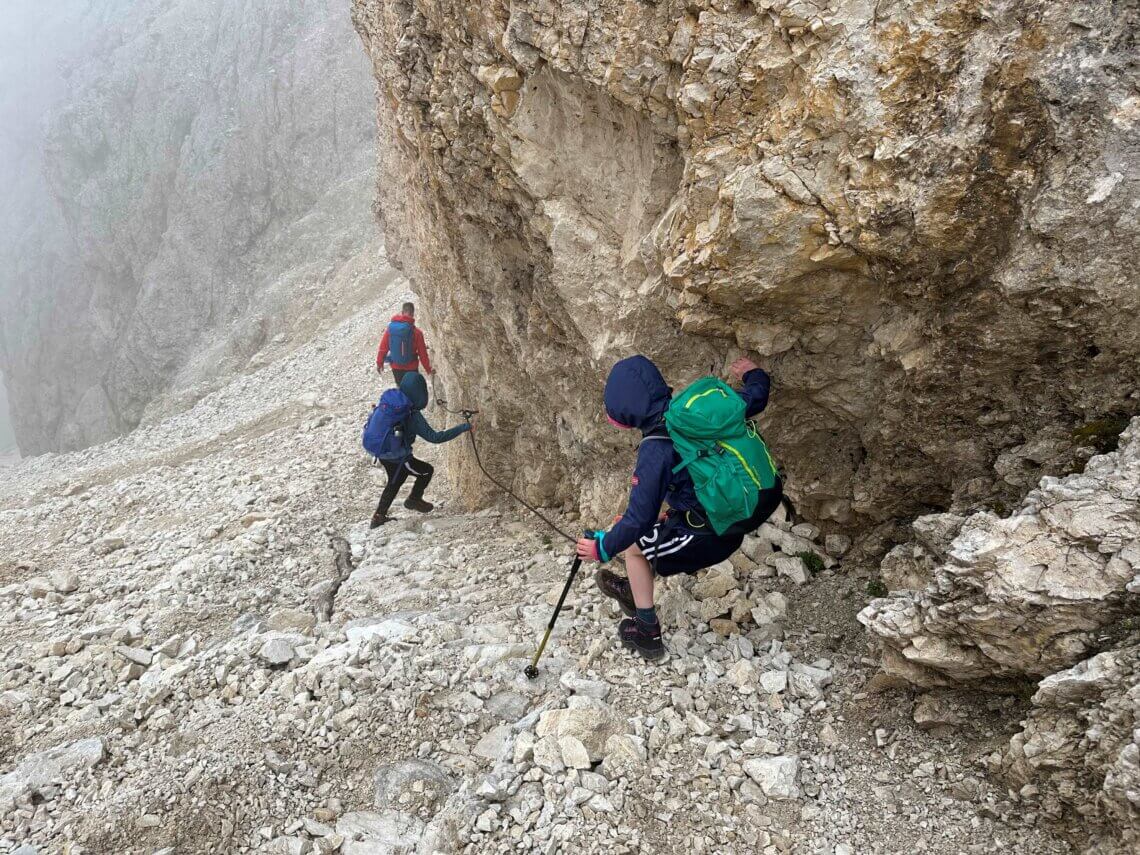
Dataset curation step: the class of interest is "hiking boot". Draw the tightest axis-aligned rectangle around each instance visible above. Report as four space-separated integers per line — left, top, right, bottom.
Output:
618 617 665 660
370 511 393 529
595 569 635 617
404 497 434 513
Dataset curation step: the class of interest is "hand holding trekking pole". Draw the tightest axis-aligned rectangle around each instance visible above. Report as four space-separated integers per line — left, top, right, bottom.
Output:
576 536 601 562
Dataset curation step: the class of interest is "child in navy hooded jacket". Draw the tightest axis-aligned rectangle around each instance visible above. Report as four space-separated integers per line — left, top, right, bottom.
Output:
371 371 470 528
576 355 784 659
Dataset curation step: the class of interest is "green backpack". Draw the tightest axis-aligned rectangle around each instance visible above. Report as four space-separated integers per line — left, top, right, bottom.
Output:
664 376 778 535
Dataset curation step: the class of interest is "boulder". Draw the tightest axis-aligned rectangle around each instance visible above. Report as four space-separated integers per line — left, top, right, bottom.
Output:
258 637 296 666
0 738 105 815
1001 645 1139 853
860 419 1140 687
751 592 788 627
743 756 800 800
535 697 628 762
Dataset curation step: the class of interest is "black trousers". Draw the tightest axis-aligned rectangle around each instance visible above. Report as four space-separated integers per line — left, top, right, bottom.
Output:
392 368 411 386
375 455 434 515
641 477 784 576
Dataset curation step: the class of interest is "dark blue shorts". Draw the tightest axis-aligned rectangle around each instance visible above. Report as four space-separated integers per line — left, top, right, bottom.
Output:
637 479 783 577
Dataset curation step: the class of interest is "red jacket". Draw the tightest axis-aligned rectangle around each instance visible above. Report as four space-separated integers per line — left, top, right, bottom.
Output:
377 314 433 373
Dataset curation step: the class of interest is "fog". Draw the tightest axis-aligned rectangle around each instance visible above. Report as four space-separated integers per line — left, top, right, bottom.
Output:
0 0 375 456
0 0 116 458
0 373 16 456
0 0 104 225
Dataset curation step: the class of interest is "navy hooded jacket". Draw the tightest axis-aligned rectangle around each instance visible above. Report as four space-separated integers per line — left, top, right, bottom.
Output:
397 372 469 451
599 356 771 560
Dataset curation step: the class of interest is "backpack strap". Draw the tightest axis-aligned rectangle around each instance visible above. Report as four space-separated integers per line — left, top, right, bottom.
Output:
637 423 671 447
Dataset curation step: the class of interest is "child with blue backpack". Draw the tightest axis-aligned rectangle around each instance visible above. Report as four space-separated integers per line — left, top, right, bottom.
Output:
575 355 783 660
363 371 471 528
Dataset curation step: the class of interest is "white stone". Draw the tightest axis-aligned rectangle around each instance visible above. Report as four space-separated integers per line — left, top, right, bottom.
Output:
727 659 755 689
742 755 800 800
258 637 296 666
473 726 513 762
559 736 592 770
559 673 610 700
49 568 80 593
759 671 787 693
535 698 626 762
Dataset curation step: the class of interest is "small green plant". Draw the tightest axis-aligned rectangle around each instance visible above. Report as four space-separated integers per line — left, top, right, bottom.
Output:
866 579 888 598
1071 415 1131 455
796 551 825 575
1010 677 1040 702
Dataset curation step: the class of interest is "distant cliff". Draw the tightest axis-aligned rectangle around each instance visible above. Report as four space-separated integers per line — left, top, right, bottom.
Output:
0 0 379 454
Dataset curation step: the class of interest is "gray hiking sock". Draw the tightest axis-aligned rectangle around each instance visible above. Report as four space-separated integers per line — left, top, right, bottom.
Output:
635 606 659 627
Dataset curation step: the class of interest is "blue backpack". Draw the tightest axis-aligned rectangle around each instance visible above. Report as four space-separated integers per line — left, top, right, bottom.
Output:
387 321 415 365
363 389 414 460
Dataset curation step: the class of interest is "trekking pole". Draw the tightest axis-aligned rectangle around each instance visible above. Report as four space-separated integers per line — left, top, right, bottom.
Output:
524 550 584 679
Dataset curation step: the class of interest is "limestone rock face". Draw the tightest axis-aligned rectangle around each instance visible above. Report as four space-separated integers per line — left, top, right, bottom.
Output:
0 0 379 454
352 0 1140 523
1000 646 1140 854
859 418 1140 688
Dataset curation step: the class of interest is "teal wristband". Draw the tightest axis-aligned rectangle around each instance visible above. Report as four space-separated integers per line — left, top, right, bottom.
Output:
593 531 610 563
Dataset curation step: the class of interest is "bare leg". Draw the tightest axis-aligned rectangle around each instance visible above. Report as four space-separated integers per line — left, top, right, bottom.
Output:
623 544 656 609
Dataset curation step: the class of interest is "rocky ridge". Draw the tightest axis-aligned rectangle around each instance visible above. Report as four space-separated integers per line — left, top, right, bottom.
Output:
0 278 1074 854
860 419 1140 688
860 420 1140 852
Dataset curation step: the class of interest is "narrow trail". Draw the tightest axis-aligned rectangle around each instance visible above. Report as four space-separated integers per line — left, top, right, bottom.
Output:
0 289 1074 854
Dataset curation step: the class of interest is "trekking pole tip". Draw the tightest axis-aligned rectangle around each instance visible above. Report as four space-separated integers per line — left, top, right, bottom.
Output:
524 665 539 679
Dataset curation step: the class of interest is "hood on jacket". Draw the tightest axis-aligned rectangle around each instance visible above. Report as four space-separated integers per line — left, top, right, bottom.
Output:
604 356 672 434
390 314 415 325
399 371 429 410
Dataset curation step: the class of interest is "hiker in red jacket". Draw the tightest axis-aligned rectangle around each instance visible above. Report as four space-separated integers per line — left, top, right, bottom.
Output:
376 302 433 385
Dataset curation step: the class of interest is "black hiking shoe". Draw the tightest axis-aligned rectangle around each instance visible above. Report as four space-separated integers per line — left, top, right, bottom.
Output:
404 497 434 513
595 569 636 617
370 512 393 529
618 617 665 660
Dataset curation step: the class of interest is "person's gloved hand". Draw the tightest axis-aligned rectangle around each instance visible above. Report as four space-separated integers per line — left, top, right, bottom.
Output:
730 357 759 383
576 536 601 562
